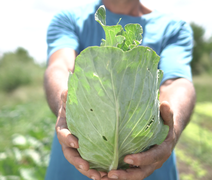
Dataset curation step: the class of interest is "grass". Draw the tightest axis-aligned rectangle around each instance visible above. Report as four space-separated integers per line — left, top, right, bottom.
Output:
0 62 211 179
0 64 56 179
175 74 212 180
192 74 212 102
0 88 55 179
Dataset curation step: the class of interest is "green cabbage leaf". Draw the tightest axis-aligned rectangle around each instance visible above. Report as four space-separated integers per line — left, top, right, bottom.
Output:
66 5 169 172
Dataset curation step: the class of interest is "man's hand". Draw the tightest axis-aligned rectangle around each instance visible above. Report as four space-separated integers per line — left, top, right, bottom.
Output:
103 78 196 180
55 90 107 180
102 101 176 180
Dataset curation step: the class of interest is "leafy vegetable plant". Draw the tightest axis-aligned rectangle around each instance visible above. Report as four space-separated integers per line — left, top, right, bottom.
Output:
66 5 169 172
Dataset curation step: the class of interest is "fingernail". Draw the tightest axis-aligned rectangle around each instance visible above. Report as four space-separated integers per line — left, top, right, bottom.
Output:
70 143 75 147
125 159 134 165
91 177 96 180
110 175 118 179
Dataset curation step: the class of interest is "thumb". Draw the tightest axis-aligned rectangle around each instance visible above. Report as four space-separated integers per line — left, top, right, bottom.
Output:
160 101 174 128
61 90 68 104
57 90 68 119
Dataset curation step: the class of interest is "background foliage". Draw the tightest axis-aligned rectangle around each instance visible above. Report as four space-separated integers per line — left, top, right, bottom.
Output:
0 48 40 92
190 23 212 75
0 22 211 179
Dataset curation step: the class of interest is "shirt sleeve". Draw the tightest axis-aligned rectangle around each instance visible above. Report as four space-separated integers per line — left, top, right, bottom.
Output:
46 10 80 60
159 21 193 84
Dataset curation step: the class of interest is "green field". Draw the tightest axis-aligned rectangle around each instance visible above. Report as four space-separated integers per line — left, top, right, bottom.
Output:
175 75 212 180
0 56 211 179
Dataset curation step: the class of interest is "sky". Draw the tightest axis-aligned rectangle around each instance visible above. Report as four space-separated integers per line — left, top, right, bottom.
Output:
0 0 211 64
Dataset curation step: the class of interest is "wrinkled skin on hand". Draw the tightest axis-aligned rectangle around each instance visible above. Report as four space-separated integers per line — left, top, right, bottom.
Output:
104 101 176 180
55 90 107 180
55 90 176 180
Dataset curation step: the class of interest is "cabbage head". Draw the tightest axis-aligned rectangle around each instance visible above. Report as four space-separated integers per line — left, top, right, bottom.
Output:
66 5 169 172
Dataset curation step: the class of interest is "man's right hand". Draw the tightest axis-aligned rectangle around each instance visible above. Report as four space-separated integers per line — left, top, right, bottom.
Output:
55 90 106 180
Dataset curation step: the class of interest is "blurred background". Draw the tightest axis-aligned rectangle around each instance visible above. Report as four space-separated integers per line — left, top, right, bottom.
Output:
0 0 211 179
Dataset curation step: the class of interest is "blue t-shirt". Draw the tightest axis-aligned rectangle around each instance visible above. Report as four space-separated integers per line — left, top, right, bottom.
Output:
47 1 193 84
46 0 193 179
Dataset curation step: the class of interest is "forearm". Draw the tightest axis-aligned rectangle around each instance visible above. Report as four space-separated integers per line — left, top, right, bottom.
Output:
44 62 69 116
44 49 77 116
159 78 196 143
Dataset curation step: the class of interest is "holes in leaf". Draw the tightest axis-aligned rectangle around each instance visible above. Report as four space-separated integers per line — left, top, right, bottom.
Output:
102 136 107 141
145 116 155 131
90 109 93 112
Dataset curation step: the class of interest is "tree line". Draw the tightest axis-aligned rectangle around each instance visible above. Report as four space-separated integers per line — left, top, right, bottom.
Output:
191 23 212 75
0 22 211 92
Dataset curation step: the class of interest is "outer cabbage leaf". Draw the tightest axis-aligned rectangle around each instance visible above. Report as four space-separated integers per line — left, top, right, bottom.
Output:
66 5 169 172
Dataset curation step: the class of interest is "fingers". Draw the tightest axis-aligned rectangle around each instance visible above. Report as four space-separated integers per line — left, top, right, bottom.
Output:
62 145 89 170
122 103 174 168
124 144 171 167
56 89 79 148
99 171 108 178
57 90 106 180
57 127 79 148
56 106 79 148
108 166 154 180
62 146 102 180
104 101 175 180
78 168 102 180
56 108 67 128
101 175 117 180
55 90 103 180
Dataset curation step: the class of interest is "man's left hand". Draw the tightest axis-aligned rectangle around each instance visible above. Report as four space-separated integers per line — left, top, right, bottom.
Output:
102 101 177 180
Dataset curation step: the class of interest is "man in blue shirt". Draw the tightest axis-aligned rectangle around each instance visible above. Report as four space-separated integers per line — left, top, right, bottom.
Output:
44 0 196 179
